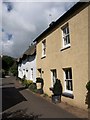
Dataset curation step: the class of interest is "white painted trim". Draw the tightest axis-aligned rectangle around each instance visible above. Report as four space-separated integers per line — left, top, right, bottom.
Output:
63 44 71 49
42 39 46 58
61 23 71 49
64 90 73 94
51 71 53 87
63 68 73 94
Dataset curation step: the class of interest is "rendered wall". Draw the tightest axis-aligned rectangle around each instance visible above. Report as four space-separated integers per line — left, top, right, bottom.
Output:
18 55 36 83
36 6 89 109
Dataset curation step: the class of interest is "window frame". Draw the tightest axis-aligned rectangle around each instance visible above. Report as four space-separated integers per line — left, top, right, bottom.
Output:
61 23 71 49
42 39 46 58
63 68 73 94
51 69 57 87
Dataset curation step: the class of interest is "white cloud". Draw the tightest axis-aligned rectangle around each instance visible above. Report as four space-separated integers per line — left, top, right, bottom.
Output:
3 0 79 2
0 1 2 55
2 2 77 58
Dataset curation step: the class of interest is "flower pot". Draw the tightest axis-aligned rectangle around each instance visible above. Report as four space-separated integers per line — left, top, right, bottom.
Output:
52 95 61 103
36 82 42 89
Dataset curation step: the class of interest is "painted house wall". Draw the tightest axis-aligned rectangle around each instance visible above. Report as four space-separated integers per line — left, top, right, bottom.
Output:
36 5 89 109
18 55 36 83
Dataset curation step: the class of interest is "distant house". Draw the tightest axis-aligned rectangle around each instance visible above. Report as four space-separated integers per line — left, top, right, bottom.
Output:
18 44 36 83
33 2 90 110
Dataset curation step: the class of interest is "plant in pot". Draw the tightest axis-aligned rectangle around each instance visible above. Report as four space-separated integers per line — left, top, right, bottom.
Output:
86 81 90 91
36 77 44 94
50 79 62 103
86 81 90 108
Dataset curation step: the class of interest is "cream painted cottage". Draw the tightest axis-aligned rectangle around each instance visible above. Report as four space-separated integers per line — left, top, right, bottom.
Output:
33 2 90 110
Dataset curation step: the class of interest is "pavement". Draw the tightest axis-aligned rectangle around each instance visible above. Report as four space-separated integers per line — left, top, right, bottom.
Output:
1 76 89 119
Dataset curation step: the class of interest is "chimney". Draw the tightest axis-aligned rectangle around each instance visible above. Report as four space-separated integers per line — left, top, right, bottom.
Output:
49 21 55 27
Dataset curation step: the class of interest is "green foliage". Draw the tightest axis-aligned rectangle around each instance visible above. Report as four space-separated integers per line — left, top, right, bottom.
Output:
53 79 62 95
2 55 16 76
25 80 33 87
2 56 14 70
20 77 37 93
86 81 90 91
36 77 43 84
36 77 44 94
29 83 37 92
10 62 17 76
21 79 33 88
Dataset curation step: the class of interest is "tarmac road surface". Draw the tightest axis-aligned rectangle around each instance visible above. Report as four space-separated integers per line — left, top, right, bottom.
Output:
2 76 78 119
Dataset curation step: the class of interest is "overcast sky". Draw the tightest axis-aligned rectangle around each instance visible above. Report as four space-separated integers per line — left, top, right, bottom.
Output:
1 0 79 58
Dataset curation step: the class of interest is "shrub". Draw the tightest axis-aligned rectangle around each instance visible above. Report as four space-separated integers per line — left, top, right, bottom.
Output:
21 78 33 88
24 80 33 88
52 79 62 96
36 77 43 84
86 81 90 91
29 83 37 92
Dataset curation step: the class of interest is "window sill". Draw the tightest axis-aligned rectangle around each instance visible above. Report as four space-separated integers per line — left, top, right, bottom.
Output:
41 55 46 59
60 45 71 51
62 92 74 99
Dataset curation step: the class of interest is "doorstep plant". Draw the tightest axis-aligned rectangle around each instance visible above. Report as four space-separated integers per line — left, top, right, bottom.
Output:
86 81 90 91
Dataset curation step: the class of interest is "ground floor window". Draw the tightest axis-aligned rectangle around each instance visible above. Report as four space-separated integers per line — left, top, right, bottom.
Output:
51 69 57 87
63 68 73 94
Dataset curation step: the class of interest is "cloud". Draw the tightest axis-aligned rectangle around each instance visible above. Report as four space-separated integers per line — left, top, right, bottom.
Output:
3 0 79 2
2 2 77 58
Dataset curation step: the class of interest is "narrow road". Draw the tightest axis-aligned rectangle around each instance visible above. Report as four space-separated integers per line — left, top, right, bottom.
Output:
2 76 77 119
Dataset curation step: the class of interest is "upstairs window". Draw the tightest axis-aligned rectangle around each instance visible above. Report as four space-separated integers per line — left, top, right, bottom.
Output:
62 24 70 48
42 39 46 57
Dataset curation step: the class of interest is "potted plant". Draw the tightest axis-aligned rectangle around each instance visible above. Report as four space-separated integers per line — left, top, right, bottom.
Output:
50 79 62 103
36 77 44 94
86 81 90 108
86 81 90 91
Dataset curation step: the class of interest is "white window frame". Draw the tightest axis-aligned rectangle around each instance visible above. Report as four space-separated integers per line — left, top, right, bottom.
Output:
51 69 57 87
63 68 73 94
42 39 46 57
62 24 70 48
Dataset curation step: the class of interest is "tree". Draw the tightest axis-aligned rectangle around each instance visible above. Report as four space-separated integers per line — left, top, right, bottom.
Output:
10 62 17 76
2 55 15 75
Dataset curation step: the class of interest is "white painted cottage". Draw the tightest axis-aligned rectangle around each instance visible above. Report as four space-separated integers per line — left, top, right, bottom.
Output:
18 44 36 83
